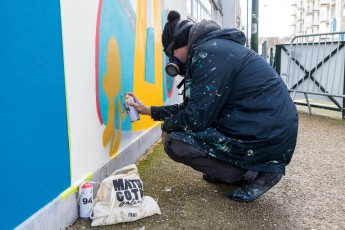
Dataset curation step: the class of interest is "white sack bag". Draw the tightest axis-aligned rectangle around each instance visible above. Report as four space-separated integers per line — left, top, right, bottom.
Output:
90 164 161 226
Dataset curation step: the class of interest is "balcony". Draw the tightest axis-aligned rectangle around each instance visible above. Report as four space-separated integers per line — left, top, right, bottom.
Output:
320 17 329 23
312 7 320 12
313 25 319 32
312 20 319 26
319 21 329 27
320 0 330 5
297 18 304 22
307 24 313 29
307 8 314 15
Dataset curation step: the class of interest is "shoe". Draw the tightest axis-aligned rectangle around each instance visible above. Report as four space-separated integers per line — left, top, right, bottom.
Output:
228 172 283 203
202 174 223 183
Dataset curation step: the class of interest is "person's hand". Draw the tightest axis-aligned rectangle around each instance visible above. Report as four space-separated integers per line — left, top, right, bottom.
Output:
126 92 151 116
161 131 167 144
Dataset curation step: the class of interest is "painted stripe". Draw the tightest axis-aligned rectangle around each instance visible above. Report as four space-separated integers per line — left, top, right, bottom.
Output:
60 172 94 200
96 0 103 124
59 0 73 181
132 0 164 131
154 0 163 88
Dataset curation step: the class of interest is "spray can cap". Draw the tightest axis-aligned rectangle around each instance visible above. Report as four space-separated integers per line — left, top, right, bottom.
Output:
82 183 92 188
124 94 132 100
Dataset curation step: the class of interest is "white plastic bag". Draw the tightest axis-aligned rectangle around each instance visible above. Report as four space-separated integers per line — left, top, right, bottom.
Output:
90 164 161 226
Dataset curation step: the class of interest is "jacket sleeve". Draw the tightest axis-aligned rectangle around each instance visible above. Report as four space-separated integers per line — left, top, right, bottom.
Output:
162 47 236 133
150 103 186 121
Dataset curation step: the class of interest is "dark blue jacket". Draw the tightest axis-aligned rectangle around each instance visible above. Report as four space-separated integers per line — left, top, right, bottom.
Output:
151 20 298 174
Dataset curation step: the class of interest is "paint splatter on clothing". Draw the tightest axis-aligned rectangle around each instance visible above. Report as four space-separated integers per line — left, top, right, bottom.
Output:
151 20 298 174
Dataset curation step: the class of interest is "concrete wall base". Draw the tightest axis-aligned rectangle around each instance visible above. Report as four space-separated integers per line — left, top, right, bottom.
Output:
16 125 161 230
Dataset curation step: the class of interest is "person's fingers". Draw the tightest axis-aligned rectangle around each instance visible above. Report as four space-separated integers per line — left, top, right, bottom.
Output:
126 92 134 97
126 100 136 106
127 102 140 112
126 92 141 104
126 102 146 115
125 92 150 115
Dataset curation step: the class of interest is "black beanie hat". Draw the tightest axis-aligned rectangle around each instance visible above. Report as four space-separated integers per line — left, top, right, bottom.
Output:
162 11 192 54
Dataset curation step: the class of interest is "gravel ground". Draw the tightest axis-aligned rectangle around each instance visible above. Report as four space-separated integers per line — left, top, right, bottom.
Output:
69 112 345 230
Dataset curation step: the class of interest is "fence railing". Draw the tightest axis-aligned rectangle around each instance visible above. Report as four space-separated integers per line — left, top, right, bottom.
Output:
275 32 345 119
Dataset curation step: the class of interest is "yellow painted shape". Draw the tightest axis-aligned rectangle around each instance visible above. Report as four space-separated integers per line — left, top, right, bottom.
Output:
153 0 163 85
102 37 126 157
132 0 164 131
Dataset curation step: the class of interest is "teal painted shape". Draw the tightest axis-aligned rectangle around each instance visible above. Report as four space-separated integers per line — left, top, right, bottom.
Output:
161 9 175 99
98 0 136 131
145 28 155 84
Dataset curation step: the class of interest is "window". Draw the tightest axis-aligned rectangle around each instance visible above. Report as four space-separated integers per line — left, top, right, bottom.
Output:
187 0 214 22
187 0 192 15
331 3 336 18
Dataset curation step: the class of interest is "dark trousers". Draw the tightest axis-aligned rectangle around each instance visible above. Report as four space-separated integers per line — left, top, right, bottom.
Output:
164 136 258 183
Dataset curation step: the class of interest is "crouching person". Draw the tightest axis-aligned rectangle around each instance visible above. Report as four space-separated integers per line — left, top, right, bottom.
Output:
127 10 298 203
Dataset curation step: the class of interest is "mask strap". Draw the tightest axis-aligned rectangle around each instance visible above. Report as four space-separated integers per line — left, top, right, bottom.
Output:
175 21 193 37
165 21 193 57
177 78 185 89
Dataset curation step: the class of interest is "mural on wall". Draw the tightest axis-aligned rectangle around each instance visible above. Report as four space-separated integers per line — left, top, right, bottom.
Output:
96 0 176 156
60 0 182 185
2 0 185 228
96 0 135 157
101 37 126 157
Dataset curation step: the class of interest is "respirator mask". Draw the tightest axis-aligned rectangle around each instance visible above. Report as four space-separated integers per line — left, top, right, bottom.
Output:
164 20 193 77
166 56 186 76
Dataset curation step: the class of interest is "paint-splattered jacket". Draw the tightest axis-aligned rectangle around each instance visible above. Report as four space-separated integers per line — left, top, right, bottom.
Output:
151 20 298 174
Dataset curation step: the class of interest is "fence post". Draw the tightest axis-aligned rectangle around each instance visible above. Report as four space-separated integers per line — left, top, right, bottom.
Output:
270 47 274 66
343 60 345 119
273 45 282 74
261 40 268 61
251 0 259 52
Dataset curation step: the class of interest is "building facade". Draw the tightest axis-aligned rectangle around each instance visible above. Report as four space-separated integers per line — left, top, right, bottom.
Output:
186 0 242 28
291 0 345 35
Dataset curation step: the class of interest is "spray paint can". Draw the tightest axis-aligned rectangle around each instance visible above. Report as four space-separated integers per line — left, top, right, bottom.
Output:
124 95 140 122
79 183 93 219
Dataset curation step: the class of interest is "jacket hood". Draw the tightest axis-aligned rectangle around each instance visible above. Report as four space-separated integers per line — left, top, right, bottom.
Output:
188 20 220 48
188 20 246 48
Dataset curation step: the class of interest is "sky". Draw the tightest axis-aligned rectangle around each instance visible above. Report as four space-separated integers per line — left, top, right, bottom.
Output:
241 0 292 38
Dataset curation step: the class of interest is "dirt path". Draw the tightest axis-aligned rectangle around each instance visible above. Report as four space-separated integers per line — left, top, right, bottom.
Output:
70 113 345 230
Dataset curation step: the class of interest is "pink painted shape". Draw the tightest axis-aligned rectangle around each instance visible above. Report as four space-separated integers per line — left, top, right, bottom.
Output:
95 0 103 124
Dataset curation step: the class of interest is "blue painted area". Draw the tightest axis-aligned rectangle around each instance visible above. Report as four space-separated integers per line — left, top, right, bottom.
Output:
98 0 136 130
145 28 155 84
0 1 70 229
332 18 337 32
164 54 175 98
161 9 175 100
341 34 345 41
